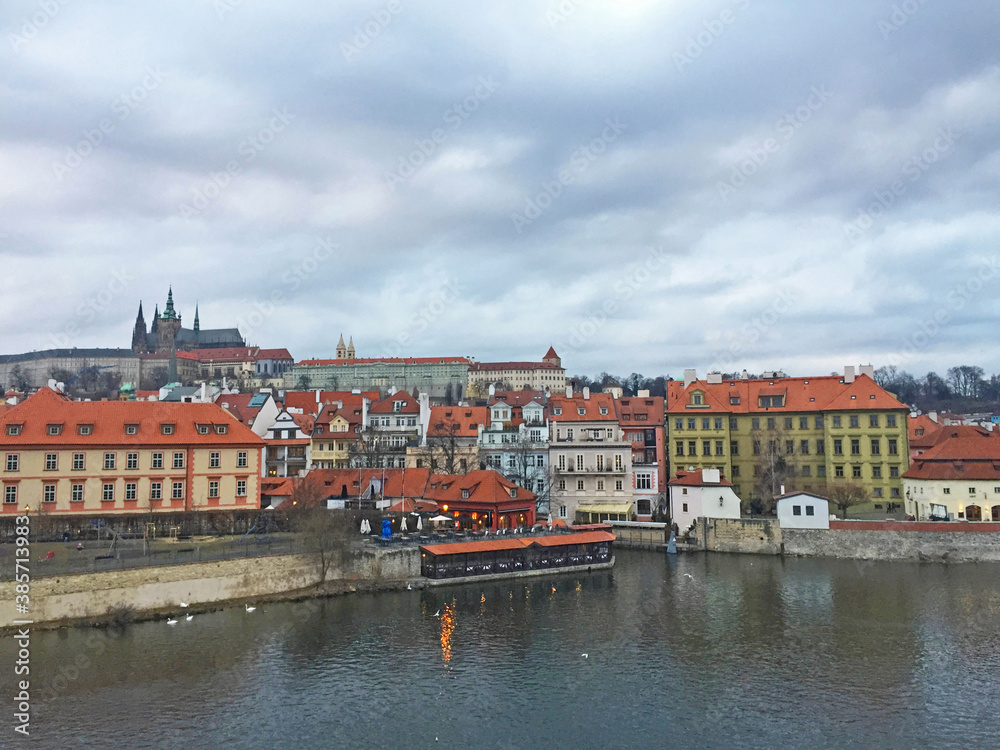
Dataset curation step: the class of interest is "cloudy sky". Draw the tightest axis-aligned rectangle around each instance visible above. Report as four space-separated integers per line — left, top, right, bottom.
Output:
2 0 999 379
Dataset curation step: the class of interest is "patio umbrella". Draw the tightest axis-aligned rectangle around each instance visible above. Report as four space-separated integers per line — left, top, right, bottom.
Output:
400 516 408 532
417 515 423 531
430 514 452 522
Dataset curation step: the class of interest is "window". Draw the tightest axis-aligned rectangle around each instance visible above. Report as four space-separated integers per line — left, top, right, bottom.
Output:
47 424 62 436
682 502 688 513
599 407 609 416
849 415 860 428
559 505 567 518
799 417 809 430
161 424 174 435
785 440 794 455
687 418 695 430
832 416 841 428
71 484 84 502
835 465 844 478
197 425 210 435
615 480 623 491
173 452 184 469
852 465 862 479
125 424 138 435
817 465 826 477
150 482 162 500
6 425 20 436
558 454 566 470
886 414 897 428
872 466 882 478
567 429 574 440
888 439 898 455
732 465 740 477
615 454 623 471
78 424 92 435
674 419 683 430
597 479 604 490
236 480 247 497
767 417 776 430
729 417 738 429
103 453 116 470
785 417 793 430
730 440 739 456
4 486 17 504
209 481 219 498
596 455 604 471
753 440 761 455
5 454 18 472
172 481 184 499
890 466 899 478
102 483 114 501
890 488 901 498
870 439 880 455
806 505 815 516
752 418 760 430
714 418 723 430
215 425 228 434
553 407 562 416
210 452 220 468
816 439 825 455
872 487 883 498
688 441 696 456
730 397 740 406
45 453 57 471
833 439 843 456
702 418 710 430
576 454 584 471
44 484 56 503
800 440 809 455
558 479 566 490
793 505 802 516
851 439 861 456
943 487 951 495
577 479 584 491
703 440 711 456
125 482 137 500
636 474 652 489
578 407 586 416
715 441 724 456
801 465 811 477
969 487 977 496
152 452 163 469
675 442 684 456
869 414 879 428
127 453 138 470
815 416 824 429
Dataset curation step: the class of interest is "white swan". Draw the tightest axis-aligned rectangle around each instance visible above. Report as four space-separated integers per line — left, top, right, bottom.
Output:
245 604 256 613
166 618 178 625
179 602 189 608
185 614 193 622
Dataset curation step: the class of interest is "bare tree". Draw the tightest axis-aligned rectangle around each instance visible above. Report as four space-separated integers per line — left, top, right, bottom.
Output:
829 483 868 519
426 416 474 474
348 426 389 468
750 420 797 513
502 431 549 514
292 505 358 585
947 365 985 399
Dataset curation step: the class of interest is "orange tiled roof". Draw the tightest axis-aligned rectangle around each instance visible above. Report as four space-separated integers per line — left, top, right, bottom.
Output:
297 357 470 366
668 469 733 487
548 393 618 422
0 387 264 446
666 374 907 414
617 396 664 425
470 361 560 371
369 391 420 415
420 530 613 556
256 348 293 360
428 406 488 437
488 391 546 407
424 470 537 505
903 431 1000 480
306 468 433 499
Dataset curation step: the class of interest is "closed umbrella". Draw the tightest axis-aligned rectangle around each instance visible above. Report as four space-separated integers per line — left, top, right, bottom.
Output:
417 515 423 531
400 516 408 533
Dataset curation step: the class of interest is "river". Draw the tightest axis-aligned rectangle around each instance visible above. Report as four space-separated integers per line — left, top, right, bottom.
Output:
7 550 1000 749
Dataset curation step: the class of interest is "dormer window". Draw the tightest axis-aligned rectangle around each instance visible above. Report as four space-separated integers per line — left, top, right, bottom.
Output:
78 424 93 435
47 424 63 436
600 407 608 415
215 425 228 434
509 488 517 498
578 407 586 416
197 425 210 435
161 424 175 435
6 425 21 436
730 397 740 405
692 393 703 405
553 407 562 415
125 424 138 435
461 489 470 499
392 401 403 413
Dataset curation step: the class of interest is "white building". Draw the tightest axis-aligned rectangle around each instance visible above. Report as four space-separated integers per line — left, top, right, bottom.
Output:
776 492 831 529
904 430 1000 521
667 468 741 533
262 409 312 478
548 388 633 523
478 397 548 504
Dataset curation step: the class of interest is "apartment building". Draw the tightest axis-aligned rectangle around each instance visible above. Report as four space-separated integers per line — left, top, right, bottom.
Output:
665 367 909 507
1 386 263 514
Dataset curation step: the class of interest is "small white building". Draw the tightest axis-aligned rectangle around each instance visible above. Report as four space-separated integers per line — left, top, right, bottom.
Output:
668 468 741 533
776 492 831 529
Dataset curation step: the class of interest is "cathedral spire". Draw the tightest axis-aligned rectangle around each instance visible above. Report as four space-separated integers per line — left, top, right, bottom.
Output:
131 302 148 353
162 286 179 321
194 303 200 332
151 304 159 334
336 333 347 359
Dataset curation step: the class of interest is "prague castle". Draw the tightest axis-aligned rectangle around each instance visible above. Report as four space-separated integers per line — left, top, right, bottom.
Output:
131 287 245 354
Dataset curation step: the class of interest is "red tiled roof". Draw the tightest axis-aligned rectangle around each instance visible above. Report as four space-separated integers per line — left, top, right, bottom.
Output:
666 374 907 414
290 413 315 432
548 393 618 422
544 346 559 359
0 387 264 446
424 470 537 505
256 348 293 360
192 347 258 362
296 357 470 366
668 469 733 487
282 390 377 415
470 361 560 371
488 391 546 407
306 468 433 499
617 396 664 425
428 406 488 437
139 351 198 361
420 530 613 556
369 391 420 415
903 431 1000 480
386 498 439 513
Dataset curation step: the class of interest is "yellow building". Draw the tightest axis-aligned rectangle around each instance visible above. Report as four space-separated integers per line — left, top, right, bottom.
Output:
666 368 909 508
1 387 263 514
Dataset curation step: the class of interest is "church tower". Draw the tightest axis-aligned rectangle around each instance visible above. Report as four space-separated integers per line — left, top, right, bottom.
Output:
131 303 148 353
336 334 347 359
346 336 356 360
543 346 561 368
156 287 182 354
194 304 200 332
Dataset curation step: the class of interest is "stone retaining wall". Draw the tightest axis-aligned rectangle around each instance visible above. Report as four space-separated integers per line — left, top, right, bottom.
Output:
783 528 1000 562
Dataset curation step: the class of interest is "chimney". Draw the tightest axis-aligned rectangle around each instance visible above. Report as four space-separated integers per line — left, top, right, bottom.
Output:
741 369 749 380
780 484 785 496
684 368 697 388
844 365 855 384
859 364 875 379
583 387 590 400
707 372 722 384
488 383 496 397
565 384 573 398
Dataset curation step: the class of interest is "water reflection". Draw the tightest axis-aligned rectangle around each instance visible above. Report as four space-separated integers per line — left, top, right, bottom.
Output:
440 603 455 663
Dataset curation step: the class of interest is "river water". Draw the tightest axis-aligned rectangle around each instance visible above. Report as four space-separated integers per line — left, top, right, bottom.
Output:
8 550 1000 749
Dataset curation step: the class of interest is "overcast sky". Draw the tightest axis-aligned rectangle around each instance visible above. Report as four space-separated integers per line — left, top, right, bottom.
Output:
2 1 999 379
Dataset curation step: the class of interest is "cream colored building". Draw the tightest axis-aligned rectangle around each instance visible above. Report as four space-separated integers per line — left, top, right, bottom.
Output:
1 387 263 514
467 347 566 397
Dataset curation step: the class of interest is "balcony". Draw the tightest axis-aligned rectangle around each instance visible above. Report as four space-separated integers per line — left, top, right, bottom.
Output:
555 465 624 475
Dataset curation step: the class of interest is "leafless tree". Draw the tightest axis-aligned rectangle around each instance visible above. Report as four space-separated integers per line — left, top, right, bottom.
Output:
829 483 868 519
292 506 359 585
348 426 390 468
750 420 798 513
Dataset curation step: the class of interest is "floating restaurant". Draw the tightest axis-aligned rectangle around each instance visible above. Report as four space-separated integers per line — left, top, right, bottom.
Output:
419 530 615 583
